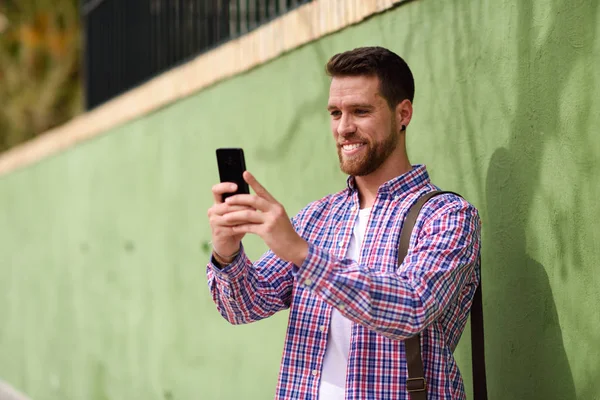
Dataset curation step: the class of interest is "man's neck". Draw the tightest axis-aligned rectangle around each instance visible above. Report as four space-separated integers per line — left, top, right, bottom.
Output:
355 157 412 209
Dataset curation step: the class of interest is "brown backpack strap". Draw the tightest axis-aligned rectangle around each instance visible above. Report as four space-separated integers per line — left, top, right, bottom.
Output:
470 274 488 399
399 191 487 400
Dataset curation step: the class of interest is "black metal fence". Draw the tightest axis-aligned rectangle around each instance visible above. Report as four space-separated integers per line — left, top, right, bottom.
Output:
82 0 313 110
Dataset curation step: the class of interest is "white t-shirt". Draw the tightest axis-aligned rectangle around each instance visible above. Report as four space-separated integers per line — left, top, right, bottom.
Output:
318 207 371 399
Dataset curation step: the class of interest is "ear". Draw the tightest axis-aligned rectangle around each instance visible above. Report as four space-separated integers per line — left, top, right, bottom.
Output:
395 99 413 132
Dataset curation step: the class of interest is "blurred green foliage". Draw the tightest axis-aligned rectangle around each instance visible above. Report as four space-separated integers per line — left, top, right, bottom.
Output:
0 0 82 153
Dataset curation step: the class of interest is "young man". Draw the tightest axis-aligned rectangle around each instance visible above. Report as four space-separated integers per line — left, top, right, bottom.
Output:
207 46 481 400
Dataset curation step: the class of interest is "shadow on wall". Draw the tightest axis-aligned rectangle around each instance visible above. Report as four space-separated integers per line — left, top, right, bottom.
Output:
446 0 598 398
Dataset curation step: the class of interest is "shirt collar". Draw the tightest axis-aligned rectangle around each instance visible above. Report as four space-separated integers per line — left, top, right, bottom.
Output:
345 164 431 196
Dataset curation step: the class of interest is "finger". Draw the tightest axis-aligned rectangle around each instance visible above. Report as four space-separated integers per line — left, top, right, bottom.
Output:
230 224 260 235
243 171 276 202
221 209 264 225
210 203 254 217
210 213 253 230
212 182 238 203
225 194 271 212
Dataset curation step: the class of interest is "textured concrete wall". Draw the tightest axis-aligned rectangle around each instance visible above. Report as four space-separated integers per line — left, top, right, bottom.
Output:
1 0 599 399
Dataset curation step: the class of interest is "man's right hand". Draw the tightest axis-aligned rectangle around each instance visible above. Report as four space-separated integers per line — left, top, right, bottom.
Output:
208 182 251 260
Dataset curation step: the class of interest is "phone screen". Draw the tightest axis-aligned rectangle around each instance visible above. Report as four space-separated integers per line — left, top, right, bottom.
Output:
216 148 250 201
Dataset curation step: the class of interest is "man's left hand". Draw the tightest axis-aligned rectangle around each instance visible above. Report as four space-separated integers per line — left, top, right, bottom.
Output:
222 171 309 266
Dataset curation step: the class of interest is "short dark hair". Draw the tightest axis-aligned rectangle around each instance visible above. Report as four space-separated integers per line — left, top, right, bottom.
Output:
326 46 415 108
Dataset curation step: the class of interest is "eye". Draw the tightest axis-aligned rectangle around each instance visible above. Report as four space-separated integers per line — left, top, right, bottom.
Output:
355 109 369 115
330 110 341 118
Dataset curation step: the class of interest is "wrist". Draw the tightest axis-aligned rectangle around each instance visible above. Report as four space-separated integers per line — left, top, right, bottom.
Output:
212 246 240 266
292 240 309 267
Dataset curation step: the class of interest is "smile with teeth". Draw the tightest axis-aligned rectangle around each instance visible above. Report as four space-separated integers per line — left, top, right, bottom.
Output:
342 143 366 151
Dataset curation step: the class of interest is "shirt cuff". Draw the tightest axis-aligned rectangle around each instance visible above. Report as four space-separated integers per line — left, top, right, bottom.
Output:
294 242 337 288
208 245 248 281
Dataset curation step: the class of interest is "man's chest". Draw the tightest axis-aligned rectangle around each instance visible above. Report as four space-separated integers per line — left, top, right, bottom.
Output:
304 200 410 274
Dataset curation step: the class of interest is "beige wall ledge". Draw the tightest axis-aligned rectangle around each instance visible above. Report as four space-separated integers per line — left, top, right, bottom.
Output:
0 0 409 177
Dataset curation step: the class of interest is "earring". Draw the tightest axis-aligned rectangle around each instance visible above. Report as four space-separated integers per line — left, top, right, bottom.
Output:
401 125 406 131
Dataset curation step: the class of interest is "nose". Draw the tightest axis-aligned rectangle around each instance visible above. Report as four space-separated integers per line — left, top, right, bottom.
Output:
337 114 356 137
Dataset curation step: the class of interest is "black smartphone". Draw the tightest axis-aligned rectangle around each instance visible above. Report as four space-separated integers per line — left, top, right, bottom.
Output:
216 148 250 201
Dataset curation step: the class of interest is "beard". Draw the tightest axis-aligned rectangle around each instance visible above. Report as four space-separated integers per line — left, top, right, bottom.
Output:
337 122 399 176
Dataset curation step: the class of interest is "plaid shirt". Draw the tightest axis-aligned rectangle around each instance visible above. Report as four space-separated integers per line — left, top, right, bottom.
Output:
207 165 481 400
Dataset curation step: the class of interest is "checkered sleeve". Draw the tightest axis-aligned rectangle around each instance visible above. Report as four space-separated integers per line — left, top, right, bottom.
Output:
205 205 315 325
206 244 295 324
295 197 481 340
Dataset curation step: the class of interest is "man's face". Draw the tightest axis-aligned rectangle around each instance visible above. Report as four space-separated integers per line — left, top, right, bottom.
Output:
327 75 398 176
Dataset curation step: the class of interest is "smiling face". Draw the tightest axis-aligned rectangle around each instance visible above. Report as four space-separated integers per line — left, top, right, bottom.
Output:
328 75 399 176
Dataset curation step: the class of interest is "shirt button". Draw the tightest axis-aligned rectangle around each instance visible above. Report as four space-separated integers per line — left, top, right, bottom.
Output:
338 303 346 311
304 279 312 286
312 370 318 376
319 325 326 332
338 240 343 247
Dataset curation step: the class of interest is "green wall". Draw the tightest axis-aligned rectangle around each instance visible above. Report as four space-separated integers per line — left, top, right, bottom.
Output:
1 0 599 399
